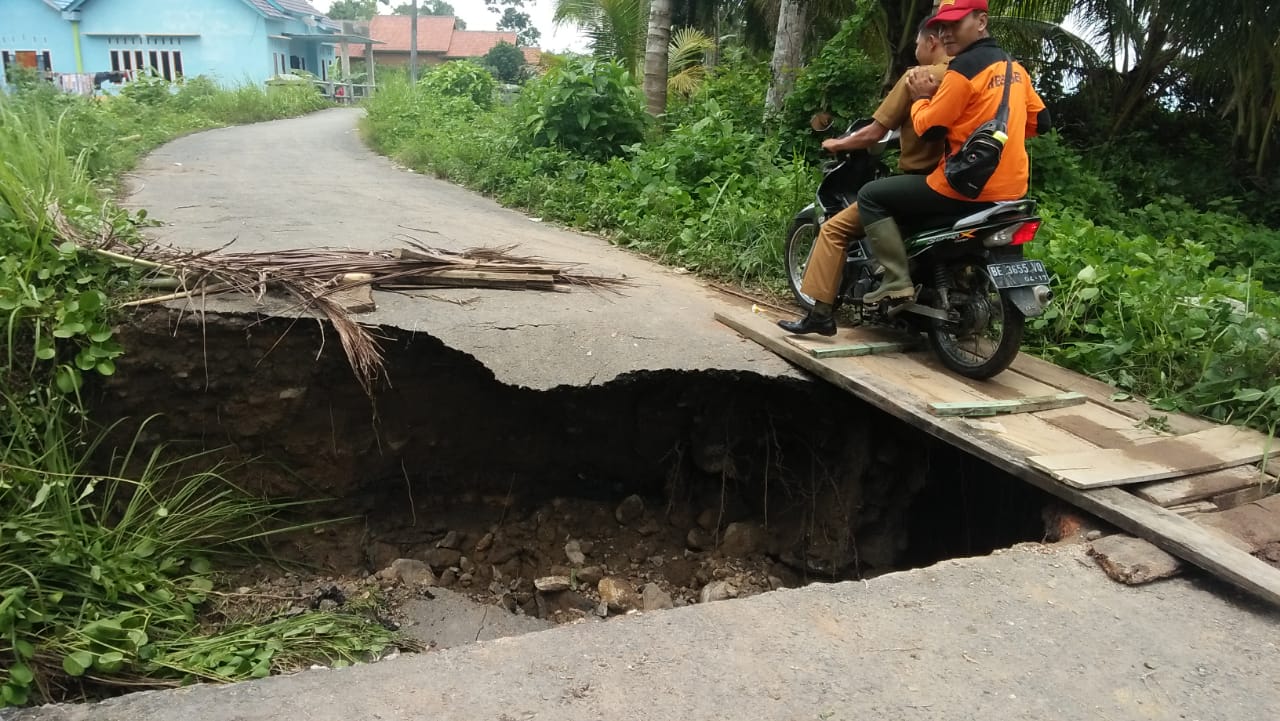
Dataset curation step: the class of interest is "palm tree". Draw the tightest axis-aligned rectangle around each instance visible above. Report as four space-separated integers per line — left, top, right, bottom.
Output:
667 27 716 98
554 0 651 75
999 0 1277 168
643 0 674 115
763 0 806 116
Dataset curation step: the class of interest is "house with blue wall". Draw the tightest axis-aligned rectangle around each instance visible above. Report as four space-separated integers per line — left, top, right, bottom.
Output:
1 0 370 89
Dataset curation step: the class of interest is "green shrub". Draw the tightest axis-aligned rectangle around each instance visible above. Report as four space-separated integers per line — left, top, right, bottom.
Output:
1026 207 1280 429
420 60 497 108
517 58 646 161
120 73 173 106
665 50 770 131
484 41 526 84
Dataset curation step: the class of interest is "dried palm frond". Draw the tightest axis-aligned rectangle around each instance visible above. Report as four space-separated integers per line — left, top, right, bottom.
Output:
50 206 631 393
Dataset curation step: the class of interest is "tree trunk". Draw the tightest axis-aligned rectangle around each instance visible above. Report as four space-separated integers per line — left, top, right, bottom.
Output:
409 0 419 84
765 0 807 118
643 0 673 116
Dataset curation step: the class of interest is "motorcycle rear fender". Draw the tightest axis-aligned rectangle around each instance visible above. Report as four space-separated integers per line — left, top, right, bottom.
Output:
1006 285 1049 317
905 217 1036 256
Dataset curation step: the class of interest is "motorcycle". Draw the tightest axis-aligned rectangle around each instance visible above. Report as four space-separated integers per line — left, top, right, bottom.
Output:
784 118 1054 379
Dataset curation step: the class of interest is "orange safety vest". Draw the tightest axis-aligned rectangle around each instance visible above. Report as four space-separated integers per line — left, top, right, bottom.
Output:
911 38 1051 202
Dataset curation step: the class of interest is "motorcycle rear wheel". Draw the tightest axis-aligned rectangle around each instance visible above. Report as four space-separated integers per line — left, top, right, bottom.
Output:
784 218 819 310
927 263 1024 379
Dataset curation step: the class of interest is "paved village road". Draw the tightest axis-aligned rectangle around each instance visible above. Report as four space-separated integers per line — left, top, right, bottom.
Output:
121 107 795 389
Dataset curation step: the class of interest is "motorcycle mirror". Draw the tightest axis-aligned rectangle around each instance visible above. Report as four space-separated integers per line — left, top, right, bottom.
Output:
810 111 834 133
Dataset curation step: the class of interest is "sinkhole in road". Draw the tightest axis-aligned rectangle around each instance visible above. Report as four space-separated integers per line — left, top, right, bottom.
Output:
88 309 1062 622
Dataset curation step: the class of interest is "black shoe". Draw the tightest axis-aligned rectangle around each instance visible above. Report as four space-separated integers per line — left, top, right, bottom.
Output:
778 311 836 336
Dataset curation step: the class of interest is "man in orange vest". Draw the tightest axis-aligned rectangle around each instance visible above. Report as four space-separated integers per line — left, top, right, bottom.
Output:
780 18 952 336
854 0 1051 306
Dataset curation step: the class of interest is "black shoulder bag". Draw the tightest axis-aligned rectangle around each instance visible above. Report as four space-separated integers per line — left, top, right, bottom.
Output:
944 54 1013 199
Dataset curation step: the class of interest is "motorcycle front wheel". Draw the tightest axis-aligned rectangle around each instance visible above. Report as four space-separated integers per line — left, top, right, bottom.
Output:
784 217 819 310
926 261 1025 379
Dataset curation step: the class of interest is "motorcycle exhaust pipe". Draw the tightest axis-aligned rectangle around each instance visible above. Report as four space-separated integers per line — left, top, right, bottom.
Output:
1033 285 1054 305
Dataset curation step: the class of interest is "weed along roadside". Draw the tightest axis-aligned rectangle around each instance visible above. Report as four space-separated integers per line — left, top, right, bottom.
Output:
0 80 388 708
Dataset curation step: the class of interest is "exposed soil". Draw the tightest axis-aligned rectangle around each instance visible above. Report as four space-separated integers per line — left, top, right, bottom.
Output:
88 308 1059 641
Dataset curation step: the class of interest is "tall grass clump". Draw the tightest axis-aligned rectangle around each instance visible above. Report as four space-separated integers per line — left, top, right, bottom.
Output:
0 412 395 706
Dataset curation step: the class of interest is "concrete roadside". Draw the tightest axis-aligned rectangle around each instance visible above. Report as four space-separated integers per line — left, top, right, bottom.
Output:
14 544 1279 721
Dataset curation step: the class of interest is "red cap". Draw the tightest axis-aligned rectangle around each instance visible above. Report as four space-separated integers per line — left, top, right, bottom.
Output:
928 0 989 25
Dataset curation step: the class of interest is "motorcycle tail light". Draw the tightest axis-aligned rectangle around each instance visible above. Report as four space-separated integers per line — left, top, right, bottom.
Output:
1012 221 1041 245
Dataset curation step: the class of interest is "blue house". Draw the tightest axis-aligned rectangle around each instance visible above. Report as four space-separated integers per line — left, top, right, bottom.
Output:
1 0 373 89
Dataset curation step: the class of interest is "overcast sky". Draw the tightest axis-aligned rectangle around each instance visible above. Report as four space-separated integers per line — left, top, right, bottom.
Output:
308 0 592 53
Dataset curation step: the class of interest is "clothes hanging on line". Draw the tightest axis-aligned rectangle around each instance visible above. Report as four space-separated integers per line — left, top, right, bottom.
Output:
56 73 95 96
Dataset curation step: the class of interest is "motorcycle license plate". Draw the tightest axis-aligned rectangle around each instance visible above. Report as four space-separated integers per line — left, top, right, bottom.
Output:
987 260 1050 289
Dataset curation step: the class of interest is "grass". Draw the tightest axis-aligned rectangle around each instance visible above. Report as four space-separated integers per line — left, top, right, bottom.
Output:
0 77 399 708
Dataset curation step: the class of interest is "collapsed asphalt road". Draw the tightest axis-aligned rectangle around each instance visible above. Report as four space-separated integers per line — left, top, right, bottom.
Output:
121 107 794 390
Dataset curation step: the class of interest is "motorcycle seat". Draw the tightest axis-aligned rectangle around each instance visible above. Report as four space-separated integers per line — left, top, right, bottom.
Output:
951 199 1037 229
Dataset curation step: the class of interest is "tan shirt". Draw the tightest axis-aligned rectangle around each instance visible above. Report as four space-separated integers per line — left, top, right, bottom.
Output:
873 61 950 174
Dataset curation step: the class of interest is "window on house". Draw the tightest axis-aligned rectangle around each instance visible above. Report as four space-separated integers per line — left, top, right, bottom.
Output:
2 50 53 72
114 48 181 81
110 49 145 75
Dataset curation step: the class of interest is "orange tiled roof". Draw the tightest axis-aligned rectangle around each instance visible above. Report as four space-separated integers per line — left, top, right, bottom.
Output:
350 15 455 56
445 30 517 58
347 15 541 63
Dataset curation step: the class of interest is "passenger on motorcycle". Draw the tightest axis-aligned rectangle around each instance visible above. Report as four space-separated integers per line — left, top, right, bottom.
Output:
855 0 1051 306
780 17 952 336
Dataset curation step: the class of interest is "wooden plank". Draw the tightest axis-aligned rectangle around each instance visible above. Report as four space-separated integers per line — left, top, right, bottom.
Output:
1028 426 1279 489
1088 534 1184 585
410 270 557 283
1133 466 1271 507
1037 405 1171 448
330 273 376 313
783 337 916 359
716 306 1280 607
1009 353 1212 434
1198 496 1280 551
850 354 1103 458
1083 487 1280 603
1168 501 1218 516
1214 484 1276 510
929 392 1086 418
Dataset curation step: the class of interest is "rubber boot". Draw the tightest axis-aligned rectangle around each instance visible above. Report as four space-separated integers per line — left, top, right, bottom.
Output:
861 218 916 305
778 300 836 336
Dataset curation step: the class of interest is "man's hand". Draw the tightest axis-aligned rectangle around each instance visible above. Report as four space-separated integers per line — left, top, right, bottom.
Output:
906 66 940 100
821 137 851 154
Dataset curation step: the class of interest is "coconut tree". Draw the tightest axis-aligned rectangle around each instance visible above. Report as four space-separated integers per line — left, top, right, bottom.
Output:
643 0 674 115
554 0 651 75
763 0 806 116
667 27 716 98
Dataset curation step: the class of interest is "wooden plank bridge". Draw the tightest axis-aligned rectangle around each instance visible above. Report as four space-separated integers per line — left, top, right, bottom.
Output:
716 306 1280 607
